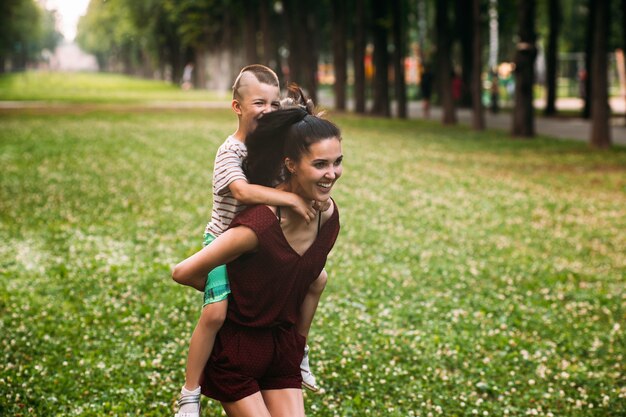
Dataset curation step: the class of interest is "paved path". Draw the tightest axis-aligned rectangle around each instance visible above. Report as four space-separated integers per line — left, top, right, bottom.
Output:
317 94 626 147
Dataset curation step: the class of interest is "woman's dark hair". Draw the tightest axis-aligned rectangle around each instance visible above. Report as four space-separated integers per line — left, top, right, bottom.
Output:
244 85 341 187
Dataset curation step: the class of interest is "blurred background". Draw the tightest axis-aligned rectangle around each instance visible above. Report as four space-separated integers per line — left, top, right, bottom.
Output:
1 1 625 138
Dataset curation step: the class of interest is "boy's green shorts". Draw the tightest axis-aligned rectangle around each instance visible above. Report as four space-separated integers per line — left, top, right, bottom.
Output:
202 233 231 306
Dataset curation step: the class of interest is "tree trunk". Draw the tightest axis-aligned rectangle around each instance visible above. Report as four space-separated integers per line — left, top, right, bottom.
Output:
512 0 536 137
259 0 272 67
583 0 595 118
284 0 298 84
623 0 626 125
436 0 457 124
284 0 306 87
590 0 611 148
303 0 318 103
471 0 485 130
488 0 499 70
166 26 184 83
456 0 473 108
354 0 367 114
332 0 347 111
391 0 407 118
141 49 153 79
195 47 207 89
220 6 237 88
544 0 560 116
371 0 390 117
121 45 133 75
243 0 259 65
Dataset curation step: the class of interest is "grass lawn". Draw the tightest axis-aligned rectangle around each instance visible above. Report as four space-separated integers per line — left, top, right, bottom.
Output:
1 74 625 416
0 72 227 103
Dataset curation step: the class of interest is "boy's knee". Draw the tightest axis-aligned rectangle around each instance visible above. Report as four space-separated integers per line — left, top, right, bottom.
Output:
171 275 185 286
171 266 187 285
199 303 227 329
310 269 328 294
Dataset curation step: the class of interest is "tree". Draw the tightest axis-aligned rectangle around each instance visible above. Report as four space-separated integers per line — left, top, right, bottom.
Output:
436 0 457 124
125 0 185 81
243 0 259 64
511 0 536 137
77 0 140 73
371 0 390 116
582 0 595 118
0 0 61 72
544 0 560 116
332 0 348 111
589 0 611 148
302 0 320 103
391 0 407 118
283 0 319 102
471 0 485 130
456 0 473 108
169 0 235 88
259 0 278 71
623 0 626 125
353 0 367 114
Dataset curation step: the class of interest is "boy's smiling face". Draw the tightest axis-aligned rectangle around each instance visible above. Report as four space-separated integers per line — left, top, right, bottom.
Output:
232 73 280 139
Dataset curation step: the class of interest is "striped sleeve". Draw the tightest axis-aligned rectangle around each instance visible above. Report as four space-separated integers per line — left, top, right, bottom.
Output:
213 141 248 196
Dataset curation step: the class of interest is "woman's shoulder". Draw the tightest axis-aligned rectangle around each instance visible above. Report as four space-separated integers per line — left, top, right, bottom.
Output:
230 205 277 233
320 198 339 225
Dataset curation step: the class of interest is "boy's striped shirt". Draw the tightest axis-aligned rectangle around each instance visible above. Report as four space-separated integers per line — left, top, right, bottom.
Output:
205 136 248 236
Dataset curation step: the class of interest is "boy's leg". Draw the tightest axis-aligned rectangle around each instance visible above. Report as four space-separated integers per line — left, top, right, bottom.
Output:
177 253 230 416
184 299 228 389
296 269 327 392
177 299 227 416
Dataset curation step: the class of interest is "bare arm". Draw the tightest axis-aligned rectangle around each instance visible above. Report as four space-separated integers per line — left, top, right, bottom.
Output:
171 226 258 291
229 179 317 223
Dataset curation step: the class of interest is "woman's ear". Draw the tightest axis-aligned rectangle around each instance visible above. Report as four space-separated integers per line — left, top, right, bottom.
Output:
285 158 296 175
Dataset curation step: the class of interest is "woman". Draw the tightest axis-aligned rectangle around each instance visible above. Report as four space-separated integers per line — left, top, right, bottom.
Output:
172 101 343 416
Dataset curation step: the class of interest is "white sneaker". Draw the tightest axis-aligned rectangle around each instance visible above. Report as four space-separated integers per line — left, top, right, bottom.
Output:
174 386 201 417
301 345 320 392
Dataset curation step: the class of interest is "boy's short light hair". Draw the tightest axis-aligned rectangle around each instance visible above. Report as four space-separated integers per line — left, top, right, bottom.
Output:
232 65 279 100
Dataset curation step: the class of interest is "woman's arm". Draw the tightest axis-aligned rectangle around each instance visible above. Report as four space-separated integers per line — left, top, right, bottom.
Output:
171 226 259 291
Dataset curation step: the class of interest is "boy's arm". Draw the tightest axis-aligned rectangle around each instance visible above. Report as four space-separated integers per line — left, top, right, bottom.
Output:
171 226 258 291
229 179 317 223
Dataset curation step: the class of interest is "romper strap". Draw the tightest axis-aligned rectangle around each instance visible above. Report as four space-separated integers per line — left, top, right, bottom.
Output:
317 210 322 236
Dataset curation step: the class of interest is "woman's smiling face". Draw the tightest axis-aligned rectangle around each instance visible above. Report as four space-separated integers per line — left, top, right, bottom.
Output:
287 137 343 202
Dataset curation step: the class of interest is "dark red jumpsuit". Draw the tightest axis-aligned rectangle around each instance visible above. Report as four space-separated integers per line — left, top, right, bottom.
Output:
201 202 340 402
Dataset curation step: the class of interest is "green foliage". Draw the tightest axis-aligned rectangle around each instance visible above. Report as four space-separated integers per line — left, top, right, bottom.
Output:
1 75 625 415
0 0 62 70
76 0 143 72
76 0 235 75
163 0 228 49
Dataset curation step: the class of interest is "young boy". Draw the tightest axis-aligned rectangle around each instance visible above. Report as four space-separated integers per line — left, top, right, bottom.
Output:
173 65 327 417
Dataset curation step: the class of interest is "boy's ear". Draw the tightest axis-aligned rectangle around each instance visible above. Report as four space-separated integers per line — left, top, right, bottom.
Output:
232 99 242 116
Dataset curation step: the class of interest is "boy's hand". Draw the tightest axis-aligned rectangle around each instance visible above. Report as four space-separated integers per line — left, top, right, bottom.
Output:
312 200 331 212
290 195 317 224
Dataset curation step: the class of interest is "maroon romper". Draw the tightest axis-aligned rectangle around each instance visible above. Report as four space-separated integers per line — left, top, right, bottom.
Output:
201 202 340 402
